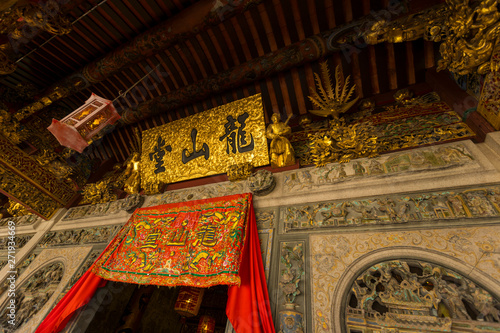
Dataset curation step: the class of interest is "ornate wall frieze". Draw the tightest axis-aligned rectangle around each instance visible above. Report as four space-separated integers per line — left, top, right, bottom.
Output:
0 246 92 332
38 225 121 247
62 194 143 221
283 143 476 194
255 209 276 229
0 262 65 330
282 185 500 232
0 214 39 228
0 234 33 250
145 181 246 207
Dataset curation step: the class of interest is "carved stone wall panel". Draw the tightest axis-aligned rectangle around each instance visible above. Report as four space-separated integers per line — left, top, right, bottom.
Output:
309 225 500 332
62 194 142 221
255 208 276 230
38 225 122 247
0 214 40 228
282 143 478 194
280 185 500 233
0 234 33 250
145 181 247 207
0 246 92 332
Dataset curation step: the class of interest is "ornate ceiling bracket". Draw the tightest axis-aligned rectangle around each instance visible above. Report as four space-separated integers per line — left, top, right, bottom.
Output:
361 0 500 76
14 0 265 122
0 134 77 219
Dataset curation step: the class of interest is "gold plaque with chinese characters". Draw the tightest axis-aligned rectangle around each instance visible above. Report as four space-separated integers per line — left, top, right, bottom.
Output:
141 94 269 185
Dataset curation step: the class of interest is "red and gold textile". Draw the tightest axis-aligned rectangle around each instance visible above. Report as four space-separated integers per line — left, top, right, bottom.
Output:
91 193 250 287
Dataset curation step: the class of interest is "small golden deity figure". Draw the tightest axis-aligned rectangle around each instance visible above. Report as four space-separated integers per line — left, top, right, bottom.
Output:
123 151 141 195
266 113 295 168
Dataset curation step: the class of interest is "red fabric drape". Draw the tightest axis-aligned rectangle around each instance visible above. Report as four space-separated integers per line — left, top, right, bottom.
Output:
227 199 275 333
35 194 274 333
35 270 106 333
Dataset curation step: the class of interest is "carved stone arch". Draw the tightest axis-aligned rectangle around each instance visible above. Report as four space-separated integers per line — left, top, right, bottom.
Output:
331 246 500 333
0 259 65 330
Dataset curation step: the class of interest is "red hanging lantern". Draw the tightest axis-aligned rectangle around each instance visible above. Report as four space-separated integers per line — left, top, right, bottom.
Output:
47 93 120 153
197 315 216 333
174 287 204 317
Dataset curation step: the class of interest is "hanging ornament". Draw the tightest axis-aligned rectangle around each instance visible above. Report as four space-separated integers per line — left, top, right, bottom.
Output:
197 315 216 333
47 93 120 153
174 286 204 317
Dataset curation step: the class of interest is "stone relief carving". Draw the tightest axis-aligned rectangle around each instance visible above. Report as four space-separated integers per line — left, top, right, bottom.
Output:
62 194 143 221
278 241 305 333
0 262 64 330
346 260 500 332
50 250 101 310
39 225 121 247
0 214 40 228
0 234 33 250
283 144 475 193
283 186 500 232
255 209 276 229
0 252 39 296
310 225 500 332
146 181 246 207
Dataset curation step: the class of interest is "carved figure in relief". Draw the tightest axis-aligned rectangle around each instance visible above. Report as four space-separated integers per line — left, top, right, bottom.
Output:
447 195 467 217
470 283 500 321
266 113 295 168
368 159 384 174
466 192 496 216
352 161 365 176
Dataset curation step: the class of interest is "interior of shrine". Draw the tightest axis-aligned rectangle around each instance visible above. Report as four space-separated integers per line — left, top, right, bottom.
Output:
0 0 500 332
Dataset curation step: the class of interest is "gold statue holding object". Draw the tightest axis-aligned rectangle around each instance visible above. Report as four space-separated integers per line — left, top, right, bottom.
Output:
266 113 296 168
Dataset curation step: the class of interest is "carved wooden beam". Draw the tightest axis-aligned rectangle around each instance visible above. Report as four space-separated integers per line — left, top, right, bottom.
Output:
14 0 265 121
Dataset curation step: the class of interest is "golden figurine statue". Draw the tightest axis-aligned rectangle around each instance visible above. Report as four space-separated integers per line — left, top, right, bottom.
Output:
123 152 141 194
266 113 295 168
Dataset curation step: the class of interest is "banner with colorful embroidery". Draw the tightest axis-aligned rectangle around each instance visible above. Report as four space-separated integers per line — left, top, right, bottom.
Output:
92 193 250 287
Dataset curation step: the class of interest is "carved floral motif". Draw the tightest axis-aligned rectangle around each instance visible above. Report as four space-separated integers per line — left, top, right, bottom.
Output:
39 225 121 247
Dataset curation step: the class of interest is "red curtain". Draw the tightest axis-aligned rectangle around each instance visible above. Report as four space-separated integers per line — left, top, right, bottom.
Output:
35 194 274 333
227 199 275 333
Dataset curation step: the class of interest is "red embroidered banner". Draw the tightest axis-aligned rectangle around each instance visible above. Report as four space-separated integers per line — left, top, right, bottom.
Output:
92 193 250 287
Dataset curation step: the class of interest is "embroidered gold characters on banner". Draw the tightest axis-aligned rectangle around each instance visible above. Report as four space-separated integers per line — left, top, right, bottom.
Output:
141 94 269 186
